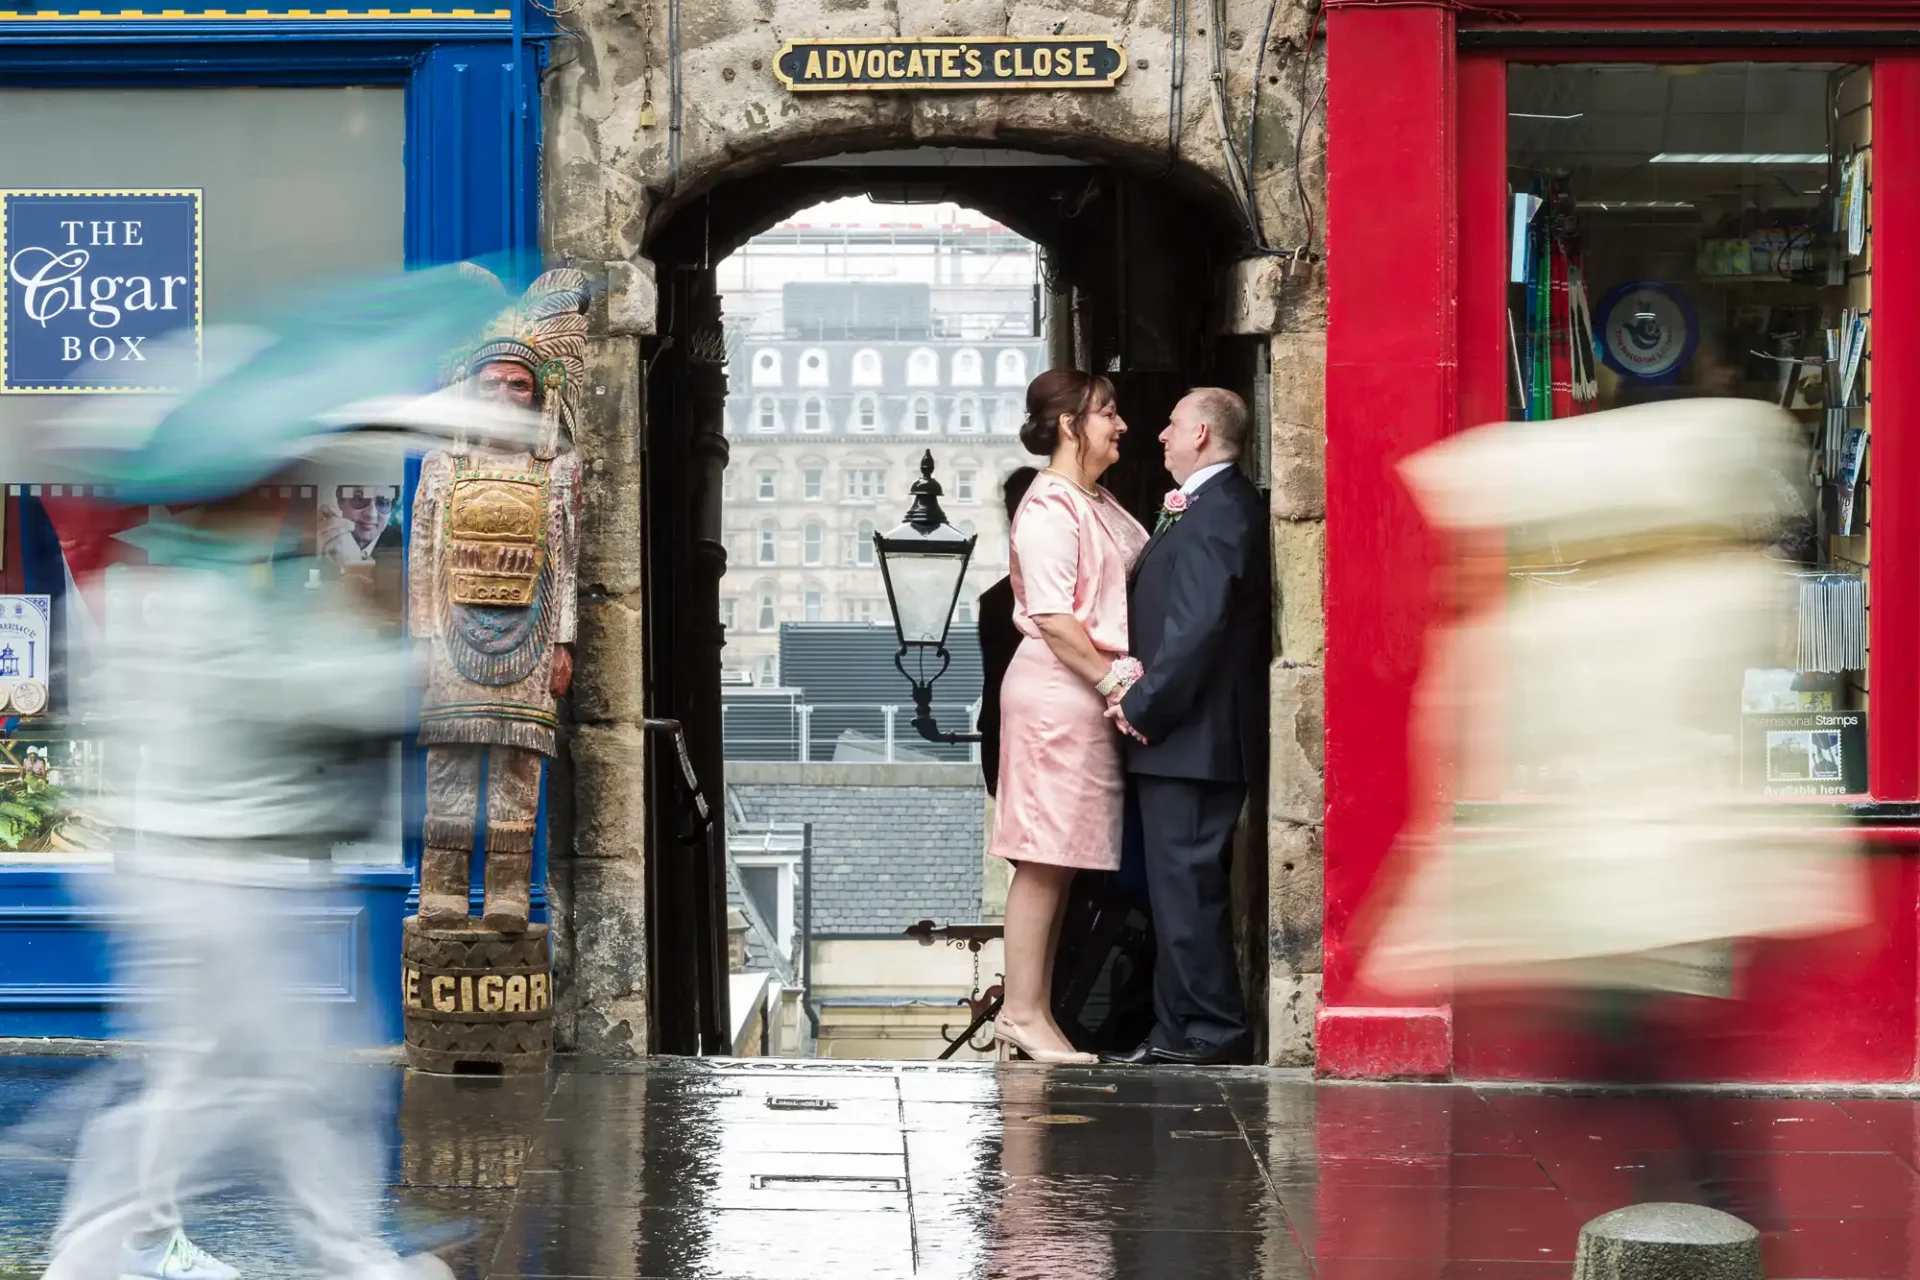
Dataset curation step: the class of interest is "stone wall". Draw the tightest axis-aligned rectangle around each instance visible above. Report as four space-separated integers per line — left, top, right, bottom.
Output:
543 0 1329 1057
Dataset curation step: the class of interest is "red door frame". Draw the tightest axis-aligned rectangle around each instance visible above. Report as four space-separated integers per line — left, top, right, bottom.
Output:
1320 0 1920 1081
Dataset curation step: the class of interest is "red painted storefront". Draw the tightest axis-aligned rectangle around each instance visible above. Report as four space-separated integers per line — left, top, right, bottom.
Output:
1318 0 1920 1082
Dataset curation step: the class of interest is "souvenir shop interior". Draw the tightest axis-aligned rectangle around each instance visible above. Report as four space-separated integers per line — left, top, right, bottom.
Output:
1507 62 1873 798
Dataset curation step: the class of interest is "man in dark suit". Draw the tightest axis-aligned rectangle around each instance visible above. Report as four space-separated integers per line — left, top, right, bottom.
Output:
976 466 1037 798
1103 387 1270 1066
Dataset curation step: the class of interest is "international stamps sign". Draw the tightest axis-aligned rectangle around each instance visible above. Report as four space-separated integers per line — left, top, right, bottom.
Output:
1 190 202 395
775 36 1126 93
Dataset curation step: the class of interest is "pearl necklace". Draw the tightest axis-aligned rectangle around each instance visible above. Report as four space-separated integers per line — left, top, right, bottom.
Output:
1043 467 1102 500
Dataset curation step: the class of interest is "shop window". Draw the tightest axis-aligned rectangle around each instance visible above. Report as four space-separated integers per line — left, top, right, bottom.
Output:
1506 61 1873 796
852 348 884 387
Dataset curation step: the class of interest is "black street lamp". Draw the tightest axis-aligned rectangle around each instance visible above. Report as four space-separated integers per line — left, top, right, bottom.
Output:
874 450 980 745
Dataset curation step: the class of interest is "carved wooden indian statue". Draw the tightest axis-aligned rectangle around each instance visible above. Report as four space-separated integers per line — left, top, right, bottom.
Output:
408 268 587 934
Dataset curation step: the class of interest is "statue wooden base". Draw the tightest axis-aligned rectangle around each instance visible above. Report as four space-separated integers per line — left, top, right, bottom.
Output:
402 917 552 1076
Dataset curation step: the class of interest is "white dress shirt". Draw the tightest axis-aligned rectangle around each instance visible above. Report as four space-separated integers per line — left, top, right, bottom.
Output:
1180 460 1235 496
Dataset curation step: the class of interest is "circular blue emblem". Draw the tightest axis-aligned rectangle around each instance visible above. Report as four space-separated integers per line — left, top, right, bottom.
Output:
1597 282 1698 384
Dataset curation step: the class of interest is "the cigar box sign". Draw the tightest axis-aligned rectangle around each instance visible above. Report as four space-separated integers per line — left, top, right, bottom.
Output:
775 36 1127 93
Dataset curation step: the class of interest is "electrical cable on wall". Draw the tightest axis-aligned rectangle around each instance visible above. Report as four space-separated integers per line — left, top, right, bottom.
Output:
668 0 684 192
1166 0 1188 168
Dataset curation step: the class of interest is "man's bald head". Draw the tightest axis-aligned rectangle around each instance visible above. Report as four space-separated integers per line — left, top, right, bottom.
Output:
1160 386 1249 485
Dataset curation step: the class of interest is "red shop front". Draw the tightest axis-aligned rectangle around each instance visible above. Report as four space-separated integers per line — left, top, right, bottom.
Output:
1319 0 1920 1082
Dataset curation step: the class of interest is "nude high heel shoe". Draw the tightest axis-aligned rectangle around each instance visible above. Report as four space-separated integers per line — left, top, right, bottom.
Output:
993 1019 1097 1065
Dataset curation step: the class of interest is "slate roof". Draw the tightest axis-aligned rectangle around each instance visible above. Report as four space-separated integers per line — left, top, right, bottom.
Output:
728 781 986 936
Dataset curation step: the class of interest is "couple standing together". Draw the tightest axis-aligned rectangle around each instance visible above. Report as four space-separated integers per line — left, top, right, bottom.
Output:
987 369 1269 1066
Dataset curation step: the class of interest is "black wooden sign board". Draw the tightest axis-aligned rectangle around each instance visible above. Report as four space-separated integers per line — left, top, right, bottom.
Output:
775 36 1127 93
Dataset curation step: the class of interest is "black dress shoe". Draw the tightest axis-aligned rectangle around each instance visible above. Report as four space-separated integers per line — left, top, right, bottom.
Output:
1148 1038 1241 1066
1098 1041 1154 1065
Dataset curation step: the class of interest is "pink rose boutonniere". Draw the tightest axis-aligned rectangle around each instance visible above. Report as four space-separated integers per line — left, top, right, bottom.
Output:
1155 489 1189 534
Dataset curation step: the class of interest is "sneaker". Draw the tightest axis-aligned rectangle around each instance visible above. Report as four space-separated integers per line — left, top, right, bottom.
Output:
119 1232 240 1280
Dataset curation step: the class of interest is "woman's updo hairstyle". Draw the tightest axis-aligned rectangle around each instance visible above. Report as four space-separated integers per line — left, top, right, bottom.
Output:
1021 368 1115 458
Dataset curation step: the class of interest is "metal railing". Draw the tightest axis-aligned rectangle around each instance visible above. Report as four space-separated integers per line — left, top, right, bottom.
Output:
722 700 981 764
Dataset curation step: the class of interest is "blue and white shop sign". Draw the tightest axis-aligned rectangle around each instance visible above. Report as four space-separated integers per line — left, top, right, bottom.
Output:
1 190 202 395
1597 281 1699 384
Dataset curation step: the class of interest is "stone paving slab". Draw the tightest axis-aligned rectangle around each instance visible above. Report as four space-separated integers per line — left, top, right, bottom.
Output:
2 1056 1918 1278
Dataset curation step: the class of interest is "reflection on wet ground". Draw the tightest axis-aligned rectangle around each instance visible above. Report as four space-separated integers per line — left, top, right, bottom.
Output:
5 1056 1920 1278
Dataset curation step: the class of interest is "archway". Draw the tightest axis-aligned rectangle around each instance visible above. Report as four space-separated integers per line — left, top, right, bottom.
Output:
637 144 1266 1055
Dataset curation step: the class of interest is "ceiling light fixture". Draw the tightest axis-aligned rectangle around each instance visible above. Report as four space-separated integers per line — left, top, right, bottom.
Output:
1649 152 1828 166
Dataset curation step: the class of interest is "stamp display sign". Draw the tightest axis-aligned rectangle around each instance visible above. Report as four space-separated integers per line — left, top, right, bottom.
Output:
1 190 202 395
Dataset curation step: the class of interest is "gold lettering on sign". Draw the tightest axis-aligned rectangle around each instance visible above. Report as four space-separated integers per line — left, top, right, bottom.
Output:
826 48 847 77
805 49 823 79
942 48 960 77
994 48 1012 75
1077 45 1094 76
887 48 905 78
1034 47 1051 76
478 974 505 1012
1013 47 1031 76
431 975 455 1013
965 48 983 76
505 974 528 1012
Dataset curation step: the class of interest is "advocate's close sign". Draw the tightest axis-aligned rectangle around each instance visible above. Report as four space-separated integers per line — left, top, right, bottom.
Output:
776 37 1126 93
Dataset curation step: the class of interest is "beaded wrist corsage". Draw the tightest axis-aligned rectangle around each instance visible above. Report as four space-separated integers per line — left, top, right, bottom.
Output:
1094 656 1145 699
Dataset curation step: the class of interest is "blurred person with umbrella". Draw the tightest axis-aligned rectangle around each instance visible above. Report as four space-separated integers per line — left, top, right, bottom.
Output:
1360 398 1869 1211
18 264 537 1280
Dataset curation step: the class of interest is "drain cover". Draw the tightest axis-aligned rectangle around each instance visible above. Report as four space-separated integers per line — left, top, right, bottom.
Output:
751 1174 905 1192
765 1096 837 1111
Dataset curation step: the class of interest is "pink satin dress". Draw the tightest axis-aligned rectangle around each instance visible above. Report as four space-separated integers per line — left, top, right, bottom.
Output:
988 471 1149 871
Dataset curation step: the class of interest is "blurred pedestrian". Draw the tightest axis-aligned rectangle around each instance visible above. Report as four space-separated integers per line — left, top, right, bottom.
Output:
976 465 1038 800
26 266 518 1280
987 371 1147 1064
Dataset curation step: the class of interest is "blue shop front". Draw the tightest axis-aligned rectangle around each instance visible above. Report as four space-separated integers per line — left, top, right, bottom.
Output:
0 2 548 1044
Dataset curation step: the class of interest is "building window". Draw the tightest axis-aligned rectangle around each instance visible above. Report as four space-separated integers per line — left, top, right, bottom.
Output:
844 468 886 501
995 349 1028 387
906 347 939 387
759 654 779 685
802 521 824 566
852 348 883 386
851 394 880 433
801 397 826 433
798 347 829 388
958 519 976 538
752 349 781 387
757 586 777 631
721 598 736 630
955 595 975 625
994 396 1022 434
952 396 980 434
803 468 824 501
953 348 983 386
841 598 886 623
804 586 824 622
753 395 781 433
758 521 778 565
851 518 877 568
757 469 777 501
723 468 737 501
910 395 935 434
956 469 976 502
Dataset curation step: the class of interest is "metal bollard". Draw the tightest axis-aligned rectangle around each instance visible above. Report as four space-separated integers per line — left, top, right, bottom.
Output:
1573 1203 1762 1280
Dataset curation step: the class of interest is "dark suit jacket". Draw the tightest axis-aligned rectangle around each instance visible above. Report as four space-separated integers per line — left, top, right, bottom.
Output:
975 574 1020 798
1119 467 1271 783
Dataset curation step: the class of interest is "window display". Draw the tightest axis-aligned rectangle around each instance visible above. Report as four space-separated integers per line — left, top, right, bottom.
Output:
0 87 407 860
1506 63 1873 796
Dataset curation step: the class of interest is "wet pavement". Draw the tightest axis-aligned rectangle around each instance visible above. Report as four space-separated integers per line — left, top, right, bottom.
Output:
5 1055 1920 1279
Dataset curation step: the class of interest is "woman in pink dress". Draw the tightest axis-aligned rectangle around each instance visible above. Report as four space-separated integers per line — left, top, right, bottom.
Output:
989 369 1150 1063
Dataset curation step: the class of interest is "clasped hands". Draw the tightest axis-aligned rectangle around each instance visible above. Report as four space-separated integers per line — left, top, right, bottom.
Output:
1104 691 1147 744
